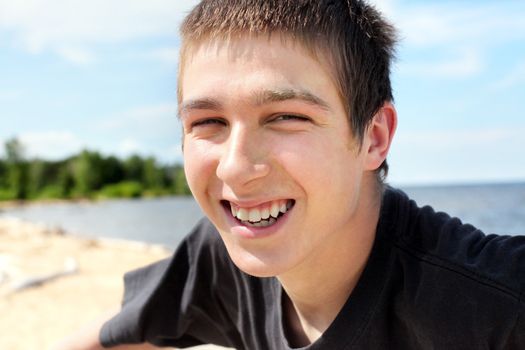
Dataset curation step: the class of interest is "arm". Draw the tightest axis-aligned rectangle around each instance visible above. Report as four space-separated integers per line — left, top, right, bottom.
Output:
49 307 168 350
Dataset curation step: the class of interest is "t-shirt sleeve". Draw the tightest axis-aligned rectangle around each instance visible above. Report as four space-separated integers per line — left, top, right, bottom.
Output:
99 218 240 348
100 257 174 346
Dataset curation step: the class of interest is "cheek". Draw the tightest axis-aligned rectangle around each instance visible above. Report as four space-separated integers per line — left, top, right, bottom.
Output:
183 140 217 196
276 135 356 189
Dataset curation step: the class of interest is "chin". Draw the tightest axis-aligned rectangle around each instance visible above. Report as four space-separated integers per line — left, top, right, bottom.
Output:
224 244 296 278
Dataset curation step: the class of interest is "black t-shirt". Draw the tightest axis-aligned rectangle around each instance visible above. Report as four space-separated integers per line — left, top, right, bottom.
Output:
100 187 525 349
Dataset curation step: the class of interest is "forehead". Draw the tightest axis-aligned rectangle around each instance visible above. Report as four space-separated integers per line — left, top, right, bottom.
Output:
179 35 341 107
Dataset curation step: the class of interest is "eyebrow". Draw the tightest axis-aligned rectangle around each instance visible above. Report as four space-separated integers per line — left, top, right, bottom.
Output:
178 98 223 117
252 88 332 112
179 88 332 117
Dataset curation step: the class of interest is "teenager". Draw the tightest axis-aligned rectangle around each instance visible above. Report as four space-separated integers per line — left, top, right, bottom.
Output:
54 1 525 349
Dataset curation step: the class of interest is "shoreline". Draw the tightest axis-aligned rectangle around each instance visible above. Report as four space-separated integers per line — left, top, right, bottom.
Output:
0 217 228 350
0 198 94 210
0 193 193 210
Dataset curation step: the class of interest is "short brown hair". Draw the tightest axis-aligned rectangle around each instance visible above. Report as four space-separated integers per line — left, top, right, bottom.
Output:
179 0 397 181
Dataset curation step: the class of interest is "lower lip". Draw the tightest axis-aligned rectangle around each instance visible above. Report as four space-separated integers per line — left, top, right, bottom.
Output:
223 205 293 239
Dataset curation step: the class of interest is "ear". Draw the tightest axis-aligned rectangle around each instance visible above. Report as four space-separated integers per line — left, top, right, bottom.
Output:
364 102 397 171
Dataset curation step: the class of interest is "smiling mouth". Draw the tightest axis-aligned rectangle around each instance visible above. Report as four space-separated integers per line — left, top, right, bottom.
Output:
222 199 295 228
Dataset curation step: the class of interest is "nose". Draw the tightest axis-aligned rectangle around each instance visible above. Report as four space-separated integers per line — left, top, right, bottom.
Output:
216 124 270 188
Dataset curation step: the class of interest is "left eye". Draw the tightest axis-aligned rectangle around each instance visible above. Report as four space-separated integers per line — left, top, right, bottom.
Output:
272 114 310 122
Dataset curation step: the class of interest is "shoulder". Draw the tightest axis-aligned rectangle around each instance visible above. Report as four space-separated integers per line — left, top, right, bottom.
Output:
383 187 525 297
372 188 525 346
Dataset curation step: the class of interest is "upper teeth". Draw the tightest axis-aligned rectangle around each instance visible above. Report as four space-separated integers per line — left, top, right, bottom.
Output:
231 200 292 223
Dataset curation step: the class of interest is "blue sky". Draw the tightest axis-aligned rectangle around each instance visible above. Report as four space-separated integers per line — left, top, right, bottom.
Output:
0 0 524 185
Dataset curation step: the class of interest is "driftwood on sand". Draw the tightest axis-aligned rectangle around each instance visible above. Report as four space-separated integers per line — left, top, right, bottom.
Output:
6 257 78 294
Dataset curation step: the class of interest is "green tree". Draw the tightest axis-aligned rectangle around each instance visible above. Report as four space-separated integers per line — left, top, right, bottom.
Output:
0 140 188 201
28 159 67 199
28 159 47 198
100 155 125 185
173 166 191 195
57 161 75 197
0 159 7 188
143 157 164 189
4 138 28 199
124 154 144 183
71 150 103 197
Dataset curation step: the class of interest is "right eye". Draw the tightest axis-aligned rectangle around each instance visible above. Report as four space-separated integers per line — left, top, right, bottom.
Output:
191 118 227 128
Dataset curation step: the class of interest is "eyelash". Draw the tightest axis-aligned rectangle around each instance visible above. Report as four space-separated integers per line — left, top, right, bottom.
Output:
191 118 226 128
271 114 311 122
189 114 311 129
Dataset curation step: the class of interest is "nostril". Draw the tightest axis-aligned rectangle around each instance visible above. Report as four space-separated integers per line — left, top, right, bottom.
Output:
216 141 270 185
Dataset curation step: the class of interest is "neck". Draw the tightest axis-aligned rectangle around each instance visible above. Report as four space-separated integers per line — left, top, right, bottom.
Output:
278 177 382 346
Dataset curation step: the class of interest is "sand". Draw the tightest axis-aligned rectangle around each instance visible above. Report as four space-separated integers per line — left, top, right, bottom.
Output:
0 217 229 350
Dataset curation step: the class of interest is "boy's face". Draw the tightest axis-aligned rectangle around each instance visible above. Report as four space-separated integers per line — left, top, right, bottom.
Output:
180 36 375 277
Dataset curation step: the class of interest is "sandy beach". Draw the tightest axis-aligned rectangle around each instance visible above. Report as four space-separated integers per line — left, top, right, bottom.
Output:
0 217 229 350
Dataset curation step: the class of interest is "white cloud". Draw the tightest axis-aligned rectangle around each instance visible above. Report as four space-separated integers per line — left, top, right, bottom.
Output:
56 46 96 65
0 128 181 164
385 2 525 82
17 130 85 160
388 127 525 185
0 0 199 62
3 1 522 69
92 103 183 163
389 3 525 48
394 128 519 149
97 103 179 133
112 138 182 164
116 138 142 157
397 48 483 79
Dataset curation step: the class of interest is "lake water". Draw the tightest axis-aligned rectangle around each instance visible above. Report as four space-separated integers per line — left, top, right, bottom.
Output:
1 183 524 249
0 196 204 249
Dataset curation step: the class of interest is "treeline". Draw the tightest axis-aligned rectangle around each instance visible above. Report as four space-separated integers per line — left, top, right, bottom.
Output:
0 138 191 201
